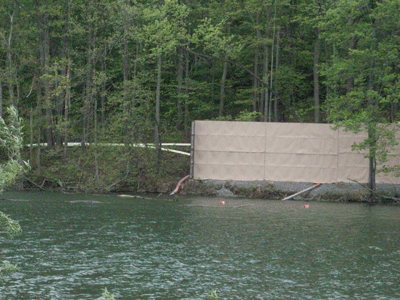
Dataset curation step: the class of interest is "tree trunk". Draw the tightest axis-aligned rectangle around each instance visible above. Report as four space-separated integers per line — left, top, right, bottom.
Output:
367 57 376 200
184 48 190 134
219 23 230 117
155 51 162 161
36 86 42 174
94 94 99 179
0 66 3 117
6 13 15 106
43 2 53 148
83 16 93 146
123 25 130 115
58 0 71 147
101 33 107 128
64 54 71 161
176 47 184 129
262 6 271 122
30 106 33 163
313 27 321 123
132 41 139 119
274 28 280 122
262 41 269 121
253 11 261 117
268 2 277 122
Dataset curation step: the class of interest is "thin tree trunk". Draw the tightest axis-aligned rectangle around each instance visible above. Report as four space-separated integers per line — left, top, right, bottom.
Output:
184 48 190 134
35 0 52 148
262 7 271 122
391 66 399 121
6 12 15 105
30 106 33 163
123 25 130 115
346 21 356 93
94 96 99 179
253 49 259 116
269 9 276 122
219 23 230 117
253 11 261 117
367 57 376 199
155 51 162 162
262 41 269 121
132 41 139 119
0 66 3 117
43 2 52 148
313 27 321 123
64 54 71 161
36 86 42 174
274 28 280 122
83 16 93 146
211 58 215 105
58 0 71 147
176 47 184 129
101 33 107 127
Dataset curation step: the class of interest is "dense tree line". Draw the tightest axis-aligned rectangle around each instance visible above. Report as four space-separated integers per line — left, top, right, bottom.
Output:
0 0 399 193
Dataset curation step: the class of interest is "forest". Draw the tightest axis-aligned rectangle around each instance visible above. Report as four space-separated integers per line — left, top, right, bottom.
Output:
0 0 399 193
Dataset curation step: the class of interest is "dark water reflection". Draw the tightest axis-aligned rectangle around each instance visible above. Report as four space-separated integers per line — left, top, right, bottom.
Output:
1 192 399 299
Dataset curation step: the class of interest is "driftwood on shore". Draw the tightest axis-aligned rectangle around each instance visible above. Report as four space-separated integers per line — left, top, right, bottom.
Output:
183 204 255 208
68 200 102 204
0 198 30 202
118 194 152 200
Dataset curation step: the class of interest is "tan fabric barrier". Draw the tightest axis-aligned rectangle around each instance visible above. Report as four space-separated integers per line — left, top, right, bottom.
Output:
192 121 400 184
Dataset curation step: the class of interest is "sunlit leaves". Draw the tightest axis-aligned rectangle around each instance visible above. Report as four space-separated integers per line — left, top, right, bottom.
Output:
0 106 30 193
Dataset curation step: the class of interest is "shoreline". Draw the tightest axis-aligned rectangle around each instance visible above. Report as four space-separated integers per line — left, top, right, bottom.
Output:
11 177 400 204
179 179 400 203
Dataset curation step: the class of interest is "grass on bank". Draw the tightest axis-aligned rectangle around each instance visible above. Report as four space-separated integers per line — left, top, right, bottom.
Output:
20 145 190 194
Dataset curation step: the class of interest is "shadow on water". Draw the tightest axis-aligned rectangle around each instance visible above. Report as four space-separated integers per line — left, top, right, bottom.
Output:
1 192 400 299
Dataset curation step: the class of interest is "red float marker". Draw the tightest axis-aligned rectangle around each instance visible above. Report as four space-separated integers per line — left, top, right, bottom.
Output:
219 201 226 206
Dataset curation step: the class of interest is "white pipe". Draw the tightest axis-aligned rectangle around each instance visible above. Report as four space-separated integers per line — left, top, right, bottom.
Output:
281 183 322 201
27 142 191 156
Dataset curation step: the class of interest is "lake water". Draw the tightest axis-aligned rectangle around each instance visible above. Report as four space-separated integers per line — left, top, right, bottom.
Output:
1 191 399 299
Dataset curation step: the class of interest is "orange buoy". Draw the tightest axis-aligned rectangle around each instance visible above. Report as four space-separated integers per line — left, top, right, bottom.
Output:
219 201 226 206
301 203 310 209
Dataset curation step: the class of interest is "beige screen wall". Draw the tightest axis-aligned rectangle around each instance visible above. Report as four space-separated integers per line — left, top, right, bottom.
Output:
192 121 400 184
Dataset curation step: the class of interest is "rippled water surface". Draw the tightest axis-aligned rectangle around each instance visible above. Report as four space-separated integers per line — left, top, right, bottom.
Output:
1 192 400 299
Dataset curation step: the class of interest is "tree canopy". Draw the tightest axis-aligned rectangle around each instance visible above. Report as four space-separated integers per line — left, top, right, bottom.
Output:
0 0 399 192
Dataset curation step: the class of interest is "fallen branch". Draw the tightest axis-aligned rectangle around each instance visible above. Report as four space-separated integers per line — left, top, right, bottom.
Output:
105 172 130 192
348 178 400 202
183 204 255 208
347 178 373 192
23 176 46 191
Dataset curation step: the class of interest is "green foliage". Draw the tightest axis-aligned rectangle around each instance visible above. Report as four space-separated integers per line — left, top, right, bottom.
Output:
102 288 116 300
0 211 22 238
208 290 219 299
235 110 261 121
0 106 30 192
321 0 400 187
0 106 26 283
0 261 19 281
0 0 398 191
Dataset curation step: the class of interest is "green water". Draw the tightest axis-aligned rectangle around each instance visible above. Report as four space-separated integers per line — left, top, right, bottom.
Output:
1 192 399 299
